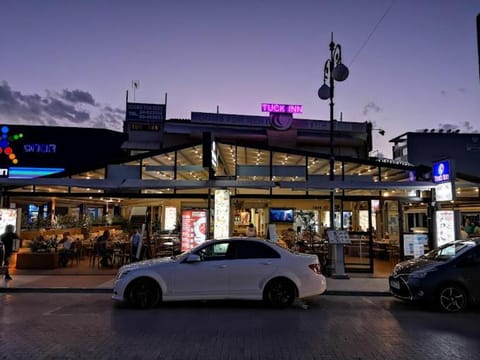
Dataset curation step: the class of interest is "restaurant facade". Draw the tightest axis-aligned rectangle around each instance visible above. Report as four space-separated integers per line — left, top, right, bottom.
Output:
1 100 479 275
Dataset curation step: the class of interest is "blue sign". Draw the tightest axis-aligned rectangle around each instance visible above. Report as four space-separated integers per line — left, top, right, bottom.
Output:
8 167 64 179
126 103 166 123
432 160 450 183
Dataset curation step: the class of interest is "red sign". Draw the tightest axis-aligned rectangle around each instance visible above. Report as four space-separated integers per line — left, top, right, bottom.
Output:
181 209 207 251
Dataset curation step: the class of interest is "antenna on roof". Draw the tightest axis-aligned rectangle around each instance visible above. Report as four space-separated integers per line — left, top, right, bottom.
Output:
132 80 140 102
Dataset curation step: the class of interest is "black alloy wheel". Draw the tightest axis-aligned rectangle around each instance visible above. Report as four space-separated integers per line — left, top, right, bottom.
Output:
127 277 161 309
264 278 296 308
438 285 468 312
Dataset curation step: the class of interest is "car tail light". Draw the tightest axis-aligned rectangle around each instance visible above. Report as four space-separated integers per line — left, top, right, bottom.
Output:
308 263 322 274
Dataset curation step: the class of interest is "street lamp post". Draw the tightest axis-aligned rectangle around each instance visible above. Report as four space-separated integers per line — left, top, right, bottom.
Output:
318 33 349 277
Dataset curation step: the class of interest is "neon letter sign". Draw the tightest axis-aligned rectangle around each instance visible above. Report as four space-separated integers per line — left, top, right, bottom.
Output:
261 103 303 114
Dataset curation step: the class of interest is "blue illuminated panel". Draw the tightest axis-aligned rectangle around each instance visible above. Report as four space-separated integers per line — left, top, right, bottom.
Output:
432 160 450 183
8 167 64 179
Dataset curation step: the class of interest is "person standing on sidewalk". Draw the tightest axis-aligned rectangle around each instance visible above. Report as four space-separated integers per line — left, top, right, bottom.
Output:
130 227 141 262
1 224 19 281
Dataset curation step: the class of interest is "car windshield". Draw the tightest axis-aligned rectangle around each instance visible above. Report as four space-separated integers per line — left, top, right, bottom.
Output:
171 250 190 261
422 241 473 261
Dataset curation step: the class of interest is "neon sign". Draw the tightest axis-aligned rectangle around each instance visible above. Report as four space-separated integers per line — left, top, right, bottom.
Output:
23 144 57 153
8 167 64 179
0 126 23 164
261 103 303 114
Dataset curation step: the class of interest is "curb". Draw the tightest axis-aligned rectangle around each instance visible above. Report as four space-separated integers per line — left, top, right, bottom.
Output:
325 290 391 297
0 288 112 293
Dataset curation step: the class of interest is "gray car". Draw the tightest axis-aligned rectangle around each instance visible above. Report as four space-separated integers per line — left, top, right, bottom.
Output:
389 238 480 312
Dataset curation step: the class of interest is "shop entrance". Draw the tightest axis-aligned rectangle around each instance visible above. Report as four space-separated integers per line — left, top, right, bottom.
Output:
340 200 373 273
370 199 401 276
336 199 403 276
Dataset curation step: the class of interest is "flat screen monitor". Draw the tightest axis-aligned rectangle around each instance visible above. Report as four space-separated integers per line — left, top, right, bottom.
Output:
269 208 294 223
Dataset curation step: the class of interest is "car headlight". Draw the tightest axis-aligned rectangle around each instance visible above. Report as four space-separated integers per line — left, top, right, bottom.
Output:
117 270 131 280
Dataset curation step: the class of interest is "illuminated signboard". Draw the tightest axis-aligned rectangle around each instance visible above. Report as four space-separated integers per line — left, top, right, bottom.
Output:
181 209 207 251
404 234 428 258
432 160 452 183
261 103 303 114
1 126 58 157
164 206 177 231
0 126 23 164
8 167 64 179
436 210 455 246
214 190 230 239
0 208 17 233
435 182 455 202
126 102 166 123
23 144 57 153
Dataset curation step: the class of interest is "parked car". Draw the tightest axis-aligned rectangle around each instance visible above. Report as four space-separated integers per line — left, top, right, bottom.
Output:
113 237 327 309
389 238 480 312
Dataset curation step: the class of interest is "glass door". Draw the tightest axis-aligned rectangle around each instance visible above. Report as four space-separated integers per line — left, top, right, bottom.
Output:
343 200 372 272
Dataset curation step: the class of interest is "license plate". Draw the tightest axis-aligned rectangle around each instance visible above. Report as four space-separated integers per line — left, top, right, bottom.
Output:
390 279 400 290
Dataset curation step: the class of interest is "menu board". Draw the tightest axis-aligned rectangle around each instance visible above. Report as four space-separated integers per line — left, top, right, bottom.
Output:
436 210 455 247
214 190 230 239
327 230 351 244
181 209 207 251
404 234 428 257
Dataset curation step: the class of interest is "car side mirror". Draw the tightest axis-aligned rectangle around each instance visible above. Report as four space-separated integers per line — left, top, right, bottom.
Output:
186 254 201 263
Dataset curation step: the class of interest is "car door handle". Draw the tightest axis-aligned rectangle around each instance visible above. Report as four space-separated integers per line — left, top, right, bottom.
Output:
261 261 272 265
216 265 227 269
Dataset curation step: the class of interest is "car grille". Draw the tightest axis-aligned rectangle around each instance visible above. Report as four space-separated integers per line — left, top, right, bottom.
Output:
389 274 412 300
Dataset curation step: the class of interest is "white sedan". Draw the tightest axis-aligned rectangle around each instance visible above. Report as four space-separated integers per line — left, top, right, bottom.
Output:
113 238 327 309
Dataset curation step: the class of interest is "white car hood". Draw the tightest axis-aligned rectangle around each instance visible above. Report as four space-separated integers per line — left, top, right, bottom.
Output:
119 256 176 272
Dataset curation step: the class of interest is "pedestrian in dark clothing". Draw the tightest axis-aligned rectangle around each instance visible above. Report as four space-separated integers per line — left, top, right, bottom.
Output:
1 224 19 280
130 227 141 262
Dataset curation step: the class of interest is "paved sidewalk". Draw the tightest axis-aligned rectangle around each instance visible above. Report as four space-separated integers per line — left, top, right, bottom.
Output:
325 275 390 296
0 273 391 296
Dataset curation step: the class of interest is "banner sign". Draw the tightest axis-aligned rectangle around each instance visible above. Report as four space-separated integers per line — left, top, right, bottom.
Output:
126 103 166 123
181 209 207 251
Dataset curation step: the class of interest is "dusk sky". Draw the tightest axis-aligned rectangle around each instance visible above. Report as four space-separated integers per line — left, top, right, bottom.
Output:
1 0 479 157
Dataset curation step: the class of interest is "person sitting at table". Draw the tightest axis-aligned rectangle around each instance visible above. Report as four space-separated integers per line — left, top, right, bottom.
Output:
465 221 475 236
73 237 83 262
246 223 257 237
58 231 73 267
97 230 113 267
